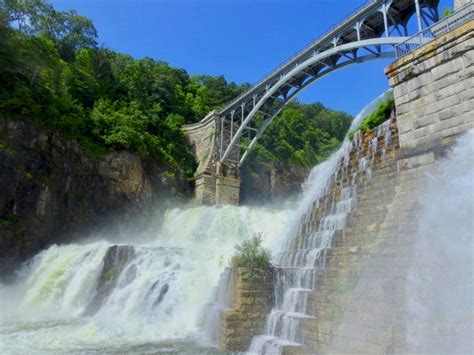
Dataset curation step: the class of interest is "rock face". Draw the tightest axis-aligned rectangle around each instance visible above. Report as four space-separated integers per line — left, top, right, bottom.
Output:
0 119 191 279
84 245 137 316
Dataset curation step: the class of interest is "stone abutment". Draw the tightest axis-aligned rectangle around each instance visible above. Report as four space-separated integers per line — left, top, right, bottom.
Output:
183 111 240 205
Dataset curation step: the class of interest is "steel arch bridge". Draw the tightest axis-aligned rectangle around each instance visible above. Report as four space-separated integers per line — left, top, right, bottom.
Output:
184 0 441 176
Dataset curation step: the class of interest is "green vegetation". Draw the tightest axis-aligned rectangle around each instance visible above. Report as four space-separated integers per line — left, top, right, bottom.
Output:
1 0 353 184
104 266 118 280
242 103 352 194
231 234 271 277
251 102 352 168
0 218 12 227
348 93 394 139
0 141 15 154
0 0 248 178
443 7 453 17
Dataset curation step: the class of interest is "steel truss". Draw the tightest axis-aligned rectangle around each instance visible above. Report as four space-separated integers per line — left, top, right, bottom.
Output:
215 0 441 166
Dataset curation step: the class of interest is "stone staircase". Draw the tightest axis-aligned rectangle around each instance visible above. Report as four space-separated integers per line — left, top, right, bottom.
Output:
277 118 403 354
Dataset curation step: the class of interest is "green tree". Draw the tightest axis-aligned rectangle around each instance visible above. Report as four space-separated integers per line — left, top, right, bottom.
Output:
90 99 149 151
1 0 97 61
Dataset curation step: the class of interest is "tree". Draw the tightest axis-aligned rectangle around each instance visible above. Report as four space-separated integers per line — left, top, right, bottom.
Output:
90 99 149 151
1 0 97 61
0 0 52 34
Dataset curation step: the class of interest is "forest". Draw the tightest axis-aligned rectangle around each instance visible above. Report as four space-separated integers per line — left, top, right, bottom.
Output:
0 0 352 182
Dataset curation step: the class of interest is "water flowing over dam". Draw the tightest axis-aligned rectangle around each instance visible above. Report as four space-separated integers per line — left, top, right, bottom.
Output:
0 206 291 353
248 92 392 354
0 90 472 353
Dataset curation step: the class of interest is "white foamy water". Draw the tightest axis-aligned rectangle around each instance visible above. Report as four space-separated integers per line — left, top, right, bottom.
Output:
0 92 394 354
0 205 291 354
248 91 393 354
406 129 474 354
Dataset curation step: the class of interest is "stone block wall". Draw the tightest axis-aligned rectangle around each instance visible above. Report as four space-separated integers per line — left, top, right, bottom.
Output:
455 0 470 9
194 174 216 205
183 112 241 205
219 267 273 351
216 175 240 206
386 20 474 153
280 21 474 354
279 118 403 355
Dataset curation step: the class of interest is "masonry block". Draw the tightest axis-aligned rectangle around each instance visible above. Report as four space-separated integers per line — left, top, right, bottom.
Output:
386 20 474 153
219 267 273 352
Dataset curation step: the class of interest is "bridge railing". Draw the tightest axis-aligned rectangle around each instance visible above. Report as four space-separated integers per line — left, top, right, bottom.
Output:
219 0 376 113
395 1 474 58
255 0 375 83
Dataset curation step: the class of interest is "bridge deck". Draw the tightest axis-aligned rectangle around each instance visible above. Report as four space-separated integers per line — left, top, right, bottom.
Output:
219 0 424 116
184 0 448 169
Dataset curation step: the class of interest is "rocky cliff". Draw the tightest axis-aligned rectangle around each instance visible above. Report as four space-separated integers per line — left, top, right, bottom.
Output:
0 119 191 280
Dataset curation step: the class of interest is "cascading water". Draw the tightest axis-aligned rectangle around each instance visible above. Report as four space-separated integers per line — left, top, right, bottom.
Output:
0 92 393 354
0 206 291 353
248 91 392 354
405 129 473 354
199 267 234 344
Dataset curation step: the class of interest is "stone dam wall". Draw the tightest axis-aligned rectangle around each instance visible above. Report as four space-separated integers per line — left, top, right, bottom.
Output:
280 117 403 354
226 20 473 354
219 267 274 351
386 20 473 153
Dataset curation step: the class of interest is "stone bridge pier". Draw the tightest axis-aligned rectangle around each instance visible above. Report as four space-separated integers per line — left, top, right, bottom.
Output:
183 111 240 205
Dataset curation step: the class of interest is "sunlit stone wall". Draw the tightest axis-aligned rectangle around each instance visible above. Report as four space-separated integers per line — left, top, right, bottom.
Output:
455 0 470 9
183 111 241 205
386 20 474 153
219 267 273 351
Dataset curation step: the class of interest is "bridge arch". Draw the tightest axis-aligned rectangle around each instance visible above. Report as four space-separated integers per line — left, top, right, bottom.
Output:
205 0 440 167
182 0 445 205
232 37 413 164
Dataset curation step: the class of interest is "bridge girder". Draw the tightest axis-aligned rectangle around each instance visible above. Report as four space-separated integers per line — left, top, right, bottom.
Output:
192 0 441 167
221 37 419 165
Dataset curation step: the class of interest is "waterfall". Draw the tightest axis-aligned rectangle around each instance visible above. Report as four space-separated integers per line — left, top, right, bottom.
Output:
248 91 393 354
199 267 234 344
405 129 474 353
0 92 397 354
0 205 291 353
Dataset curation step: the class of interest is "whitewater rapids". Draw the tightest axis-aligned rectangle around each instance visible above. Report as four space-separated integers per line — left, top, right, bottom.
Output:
0 205 292 353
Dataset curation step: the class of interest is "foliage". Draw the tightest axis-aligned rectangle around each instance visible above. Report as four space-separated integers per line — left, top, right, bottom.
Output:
0 218 12 227
0 141 15 154
346 94 394 143
241 102 352 200
244 102 351 169
231 234 271 278
358 93 394 133
442 7 453 18
0 0 247 179
0 0 353 185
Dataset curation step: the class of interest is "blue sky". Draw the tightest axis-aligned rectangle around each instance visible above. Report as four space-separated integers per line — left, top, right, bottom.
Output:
51 0 452 116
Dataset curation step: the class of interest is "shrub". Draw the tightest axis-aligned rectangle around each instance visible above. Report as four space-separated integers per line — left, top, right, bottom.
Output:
443 7 453 18
358 93 394 133
231 234 271 278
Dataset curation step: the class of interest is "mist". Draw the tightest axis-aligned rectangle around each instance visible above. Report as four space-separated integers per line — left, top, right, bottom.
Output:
405 129 474 353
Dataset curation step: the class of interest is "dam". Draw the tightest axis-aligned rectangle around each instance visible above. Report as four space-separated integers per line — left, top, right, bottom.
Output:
0 0 472 354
